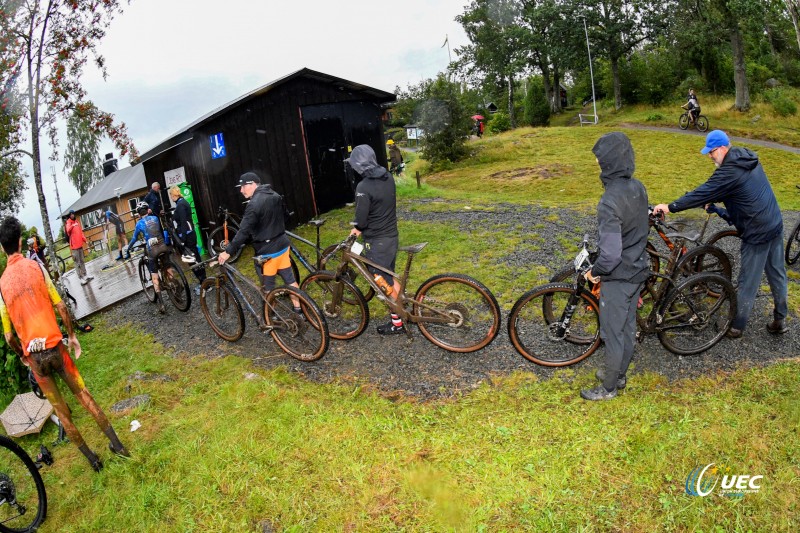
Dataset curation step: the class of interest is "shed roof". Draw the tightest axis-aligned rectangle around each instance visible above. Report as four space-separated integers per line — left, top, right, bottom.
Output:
138 68 396 163
63 164 147 215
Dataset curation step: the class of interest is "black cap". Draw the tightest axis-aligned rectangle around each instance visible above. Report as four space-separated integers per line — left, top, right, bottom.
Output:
69 209 75 214
235 172 261 188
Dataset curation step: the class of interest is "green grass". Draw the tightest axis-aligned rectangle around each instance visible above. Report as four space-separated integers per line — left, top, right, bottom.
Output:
12 323 799 531
4 127 799 531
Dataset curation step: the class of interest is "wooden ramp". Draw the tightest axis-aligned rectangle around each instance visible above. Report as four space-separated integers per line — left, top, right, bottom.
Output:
61 252 146 320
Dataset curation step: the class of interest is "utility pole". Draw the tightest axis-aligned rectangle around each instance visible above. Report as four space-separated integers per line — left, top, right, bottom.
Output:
51 166 63 215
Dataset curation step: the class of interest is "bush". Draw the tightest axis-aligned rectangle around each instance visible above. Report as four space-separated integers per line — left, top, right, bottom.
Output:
646 113 663 121
487 112 511 134
414 75 471 168
523 77 550 126
1 337 27 401
772 97 797 117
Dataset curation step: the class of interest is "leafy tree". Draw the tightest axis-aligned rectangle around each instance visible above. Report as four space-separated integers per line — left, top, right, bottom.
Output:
64 105 103 195
0 0 137 273
523 76 551 125
412 75 471 167
456 0 530 127
787 0 800 52
580 0 674 110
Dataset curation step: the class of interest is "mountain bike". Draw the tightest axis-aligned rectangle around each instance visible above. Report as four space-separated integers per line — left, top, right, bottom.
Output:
508 232 736 366
784 186 800 265
286 219 376 302
300 234 501 353
136 243 192 312
0 434 47 533
550 209 736 288
679 108 709 132
199 260 329 361
207 207 243 263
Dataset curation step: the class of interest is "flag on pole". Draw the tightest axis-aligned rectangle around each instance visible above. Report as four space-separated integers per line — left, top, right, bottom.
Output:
441 35 449 48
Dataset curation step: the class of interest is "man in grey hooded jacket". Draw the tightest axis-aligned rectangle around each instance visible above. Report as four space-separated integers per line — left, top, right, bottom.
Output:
581 132 650 401
347 144 404 335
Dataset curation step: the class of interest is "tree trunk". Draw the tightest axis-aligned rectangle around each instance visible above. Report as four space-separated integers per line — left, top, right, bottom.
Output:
787 0 800 54
507 75 516 128
611 57 622 110
552 64 562 113
730 23 750 111
540 62 552 112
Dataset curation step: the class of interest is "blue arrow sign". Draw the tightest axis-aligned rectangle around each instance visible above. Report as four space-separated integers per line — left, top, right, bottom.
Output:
210 133 226 159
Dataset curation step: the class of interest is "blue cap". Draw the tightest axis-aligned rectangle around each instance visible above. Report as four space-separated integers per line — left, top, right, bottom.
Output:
700 130 730 154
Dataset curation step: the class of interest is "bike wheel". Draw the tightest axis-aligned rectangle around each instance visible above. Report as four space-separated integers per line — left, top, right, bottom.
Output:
300 271 369 340
657 272 736 355
209 226 242 263
265 286 329 361
675 244 732 281
785 220 800 265
413 274 501 353
138 258 156 302
679 113 690 130
199 278 245 342
508 283 601 366
696 115 709 132
162 258 191 312
319 244 375 302
0 435 47 533
705 229 741 282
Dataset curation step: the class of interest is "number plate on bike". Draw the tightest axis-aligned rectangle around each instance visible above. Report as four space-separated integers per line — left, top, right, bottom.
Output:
351 241 364 255
574 247 589 271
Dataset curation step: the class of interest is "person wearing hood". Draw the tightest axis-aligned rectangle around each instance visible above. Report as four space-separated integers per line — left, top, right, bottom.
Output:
218 172 301 311
348 144 404 335
581 132 650 401
654 130 788 339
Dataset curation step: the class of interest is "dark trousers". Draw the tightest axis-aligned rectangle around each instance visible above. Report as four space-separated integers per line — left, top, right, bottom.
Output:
181 232 206 284
733 232 788 330
599 279 641 391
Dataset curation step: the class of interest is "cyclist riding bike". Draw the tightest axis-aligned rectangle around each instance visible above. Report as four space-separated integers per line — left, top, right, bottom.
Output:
130 202 172 314
681 89 700 125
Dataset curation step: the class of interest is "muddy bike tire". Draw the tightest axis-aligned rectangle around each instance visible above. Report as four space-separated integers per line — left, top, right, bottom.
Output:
696 115 709 132
300 271 369 340
265 286 329 362
508 283 601 366
678 113 690 130
200 278 245 342
675 244 732 281
413 274 501 353
138 257 157 302
319 244 376 302
162 258 191 312
785 219 800 265
704 229 741 282
657 272 736 355
208 226 242 263
0 434 47 533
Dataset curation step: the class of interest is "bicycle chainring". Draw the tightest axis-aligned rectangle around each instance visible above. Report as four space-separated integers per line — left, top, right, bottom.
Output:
444 303 468 327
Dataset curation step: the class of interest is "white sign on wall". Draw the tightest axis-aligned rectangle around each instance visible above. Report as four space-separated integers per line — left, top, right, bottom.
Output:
164 167 186 187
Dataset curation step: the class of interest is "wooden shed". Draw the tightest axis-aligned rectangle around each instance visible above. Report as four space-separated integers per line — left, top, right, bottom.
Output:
137 68 395 230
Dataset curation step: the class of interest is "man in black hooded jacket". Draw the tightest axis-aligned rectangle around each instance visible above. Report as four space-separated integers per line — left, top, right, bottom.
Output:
581 132 650 401
347 144 404 335
654 130 788 338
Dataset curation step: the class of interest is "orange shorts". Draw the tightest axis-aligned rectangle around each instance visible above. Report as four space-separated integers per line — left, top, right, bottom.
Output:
261 248 292 276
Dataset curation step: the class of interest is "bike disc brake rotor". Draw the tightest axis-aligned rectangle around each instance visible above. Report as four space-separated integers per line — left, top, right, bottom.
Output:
444 303 468 327
0 472 20 509
547 321 570 342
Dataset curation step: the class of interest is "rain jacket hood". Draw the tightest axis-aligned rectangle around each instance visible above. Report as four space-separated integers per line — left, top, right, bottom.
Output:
592 132 635 186
349 145 388 180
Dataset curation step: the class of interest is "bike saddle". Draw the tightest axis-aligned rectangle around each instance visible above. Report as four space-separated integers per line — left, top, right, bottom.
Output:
665 231 701 243
399 242 428 254
308 219 325 227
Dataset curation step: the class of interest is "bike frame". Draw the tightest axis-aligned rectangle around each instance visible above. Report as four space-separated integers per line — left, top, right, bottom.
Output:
333 240 456 326
286 230 322 274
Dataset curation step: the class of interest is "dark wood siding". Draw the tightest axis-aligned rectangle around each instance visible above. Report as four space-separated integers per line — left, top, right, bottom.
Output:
142 74 391 235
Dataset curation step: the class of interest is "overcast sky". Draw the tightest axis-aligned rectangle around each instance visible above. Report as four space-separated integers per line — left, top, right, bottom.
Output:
20 0 469 232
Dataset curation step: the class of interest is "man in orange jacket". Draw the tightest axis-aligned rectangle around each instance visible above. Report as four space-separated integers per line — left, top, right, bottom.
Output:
65 210 92 285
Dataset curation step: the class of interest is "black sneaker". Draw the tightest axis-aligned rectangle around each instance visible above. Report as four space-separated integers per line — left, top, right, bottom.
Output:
580 385 618 401
766 319 788 335
377 322 406 335
595 369 627 390
157 300 166 314
109 442 131 458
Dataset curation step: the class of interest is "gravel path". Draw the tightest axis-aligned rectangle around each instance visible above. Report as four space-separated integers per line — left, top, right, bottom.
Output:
102 202 800 400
